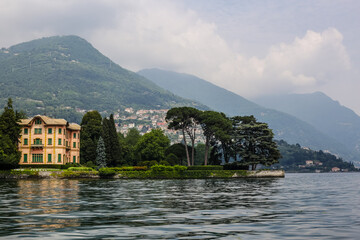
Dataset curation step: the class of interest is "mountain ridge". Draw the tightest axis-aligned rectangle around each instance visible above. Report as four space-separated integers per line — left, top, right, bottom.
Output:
138 68 359 163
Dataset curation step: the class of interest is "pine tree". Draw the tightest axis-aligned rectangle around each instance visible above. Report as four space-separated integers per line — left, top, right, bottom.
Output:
80 111 102 164
0 98 22 169
95 136 107 169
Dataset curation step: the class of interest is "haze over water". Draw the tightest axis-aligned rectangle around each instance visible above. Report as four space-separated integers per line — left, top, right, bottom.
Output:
0 173 359 239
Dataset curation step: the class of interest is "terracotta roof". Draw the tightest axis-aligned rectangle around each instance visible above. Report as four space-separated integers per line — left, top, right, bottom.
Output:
19 115 71 127
68 123 81 131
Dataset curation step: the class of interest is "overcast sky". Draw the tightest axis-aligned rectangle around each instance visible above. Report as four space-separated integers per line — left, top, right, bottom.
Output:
1 0 360 114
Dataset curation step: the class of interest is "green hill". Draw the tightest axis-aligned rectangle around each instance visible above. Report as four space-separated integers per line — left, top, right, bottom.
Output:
0 36 205 122
138 68 359 163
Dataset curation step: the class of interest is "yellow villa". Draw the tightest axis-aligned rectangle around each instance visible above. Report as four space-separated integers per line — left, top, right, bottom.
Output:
18 115 81 165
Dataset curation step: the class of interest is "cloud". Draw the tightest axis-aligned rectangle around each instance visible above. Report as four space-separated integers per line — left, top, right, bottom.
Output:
0 0 354 102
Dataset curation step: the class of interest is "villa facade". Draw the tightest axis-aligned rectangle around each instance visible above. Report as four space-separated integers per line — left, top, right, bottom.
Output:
18 115 81 165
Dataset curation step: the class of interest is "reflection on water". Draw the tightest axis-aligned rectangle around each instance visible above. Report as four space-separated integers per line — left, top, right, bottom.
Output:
0 174 360 239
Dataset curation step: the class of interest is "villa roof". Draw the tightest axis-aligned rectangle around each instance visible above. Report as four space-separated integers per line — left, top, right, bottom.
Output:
19 115 80 130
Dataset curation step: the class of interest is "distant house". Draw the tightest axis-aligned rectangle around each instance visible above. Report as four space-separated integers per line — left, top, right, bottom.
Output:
331 167 340 172
18 115 81 165
305 160 314 166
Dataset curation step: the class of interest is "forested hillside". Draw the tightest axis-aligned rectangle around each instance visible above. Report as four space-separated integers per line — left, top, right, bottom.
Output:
0 36 205 123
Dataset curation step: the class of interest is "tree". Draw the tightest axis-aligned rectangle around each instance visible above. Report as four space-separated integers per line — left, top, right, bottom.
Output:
166 107 201 166
135 129 170 162
199 111 232 165
0 99 22 169
232 116 281 170
165 143 191 166
80 111 102 164
95 136 107 169
102 114 123 167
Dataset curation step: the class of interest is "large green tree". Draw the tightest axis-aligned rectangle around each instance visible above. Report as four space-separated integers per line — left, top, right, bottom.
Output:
199 111 232 165
166 107 201 166
0 99 22 169
80 111 102 164
102 114 123 167
135 129 170 162
95 136 107 169
232 115 281 170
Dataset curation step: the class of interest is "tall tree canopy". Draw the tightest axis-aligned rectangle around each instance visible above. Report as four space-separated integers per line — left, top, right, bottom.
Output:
135 129 170 162
102 114 123 167
232 115 281 170
0 98 22 169
166 107 200 166
80 110 102 164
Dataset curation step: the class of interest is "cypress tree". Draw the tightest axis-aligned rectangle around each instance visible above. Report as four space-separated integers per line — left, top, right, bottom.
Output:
95 136 107 169
80 111 102 164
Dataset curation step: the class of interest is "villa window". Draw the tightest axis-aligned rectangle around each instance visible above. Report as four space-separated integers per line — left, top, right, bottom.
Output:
73 133 76 139
48 138 52 145
35 119 42 125
73 156 76 163
48 128 52 134
73 142 76 148
34 138 42 145
48 154 52 163
24 154 28 163
58 138 62 145
59 128 62 134
24 138 28 145
24 128 28 135
32 154 43 163
34 128 42 134
58 154 61 163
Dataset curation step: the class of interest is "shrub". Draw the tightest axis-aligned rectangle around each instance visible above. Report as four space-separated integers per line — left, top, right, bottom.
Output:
60 163 81 169
150 164 174 173
20 164 62 169
174 165 187 172
138 160 158 168
187 165 223 170
67 167 94 172
223 162 249 170
84 161 97 169
98 168 116 178
159 160 170 166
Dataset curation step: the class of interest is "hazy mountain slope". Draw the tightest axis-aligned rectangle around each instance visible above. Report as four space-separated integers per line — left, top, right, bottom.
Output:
138 68 358 162
254 92 360 156
0 36 205 122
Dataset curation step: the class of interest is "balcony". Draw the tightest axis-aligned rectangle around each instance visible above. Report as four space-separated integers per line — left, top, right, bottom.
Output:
31 143 44 148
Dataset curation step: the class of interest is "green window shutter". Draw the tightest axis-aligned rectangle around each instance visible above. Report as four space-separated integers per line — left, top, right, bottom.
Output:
24 138 28 145
48 138 52 145
58 154 61 163
58 138 62 145
73 133 76 138
24 154 28 163
24 128 28 134
73 142 76 148
73 156 76 163
48 154 52 163
48 128 52 134
59 128 62 134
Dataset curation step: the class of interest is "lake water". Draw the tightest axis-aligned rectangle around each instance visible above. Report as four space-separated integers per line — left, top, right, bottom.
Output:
0 173 359 239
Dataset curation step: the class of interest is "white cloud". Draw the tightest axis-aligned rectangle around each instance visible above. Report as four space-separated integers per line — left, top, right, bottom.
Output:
0 0 356 112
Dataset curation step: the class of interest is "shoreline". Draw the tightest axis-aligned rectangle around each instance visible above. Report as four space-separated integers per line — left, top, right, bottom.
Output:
0 169 285 179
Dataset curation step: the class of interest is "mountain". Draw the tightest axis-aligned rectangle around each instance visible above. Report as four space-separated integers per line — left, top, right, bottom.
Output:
253 92 360 157
138 68 359 163
0 36 205 122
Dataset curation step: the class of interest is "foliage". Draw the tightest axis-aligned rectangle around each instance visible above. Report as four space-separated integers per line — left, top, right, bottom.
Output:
0 99 22 169
276 140 358 172
95 136 107 169
80 111 102 164
232 115 281 170
187 165 223 170
135 129 170 162
60 163 81 169
165 143 191 165
165 153 178 166
98 167 116 178
20 164 63 169
223 162 249 170
67 167 94 171
102 114 123 166
0 36 204 123
138 160 158 168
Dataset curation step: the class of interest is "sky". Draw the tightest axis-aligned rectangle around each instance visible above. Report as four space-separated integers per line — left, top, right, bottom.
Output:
1 0 360 115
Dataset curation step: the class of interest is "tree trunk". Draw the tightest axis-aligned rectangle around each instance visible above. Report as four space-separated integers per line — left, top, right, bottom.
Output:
191 128 195 166
182 128 191 166
204 137 209 166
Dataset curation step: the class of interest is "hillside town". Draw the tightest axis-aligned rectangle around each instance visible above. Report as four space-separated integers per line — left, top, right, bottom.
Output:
113 107 205 144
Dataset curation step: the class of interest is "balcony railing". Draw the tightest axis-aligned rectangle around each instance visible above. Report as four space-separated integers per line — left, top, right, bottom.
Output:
31 143 44 148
